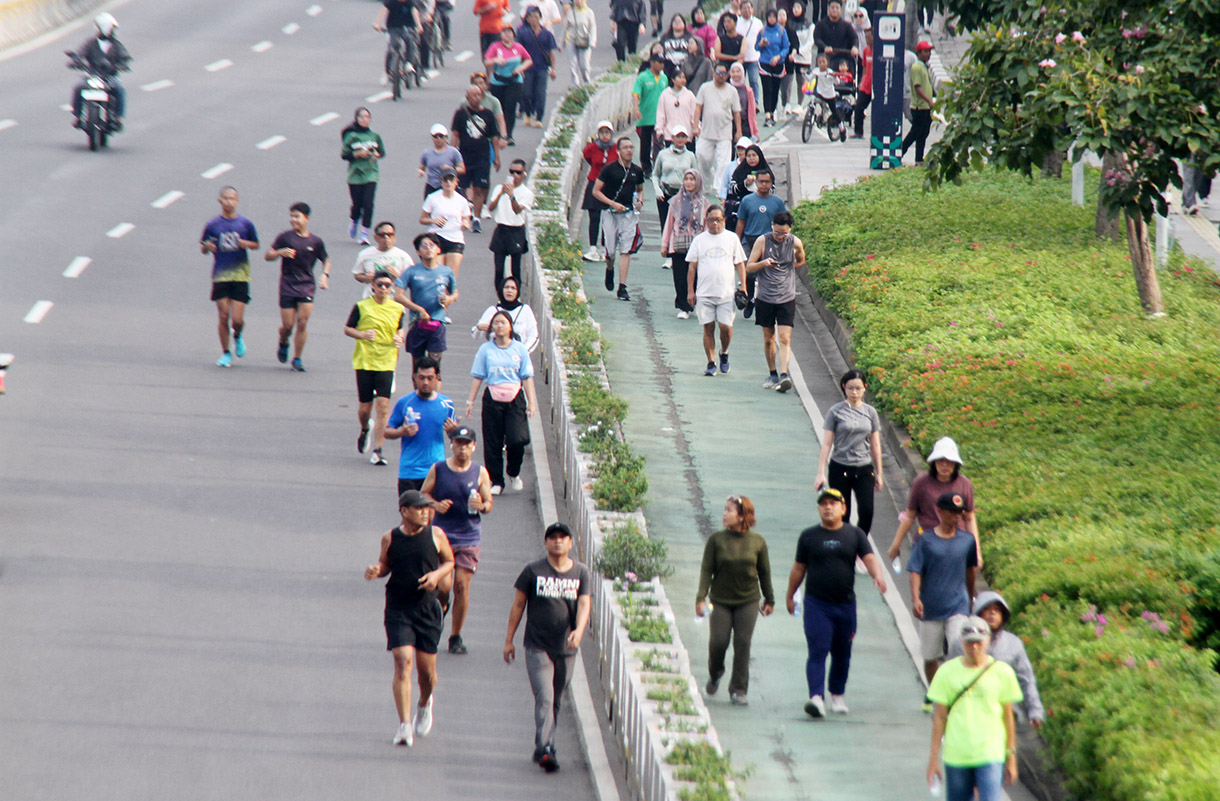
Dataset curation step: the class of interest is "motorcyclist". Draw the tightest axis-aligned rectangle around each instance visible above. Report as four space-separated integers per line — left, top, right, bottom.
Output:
70 12 131 130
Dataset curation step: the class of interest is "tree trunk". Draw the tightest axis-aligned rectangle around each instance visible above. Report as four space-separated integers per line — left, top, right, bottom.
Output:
1041 149 1065 178
1095 153 1122 240
1124 212 1165 317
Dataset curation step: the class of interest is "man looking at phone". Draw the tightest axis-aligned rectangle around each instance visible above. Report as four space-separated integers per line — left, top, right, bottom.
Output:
745 210 803 393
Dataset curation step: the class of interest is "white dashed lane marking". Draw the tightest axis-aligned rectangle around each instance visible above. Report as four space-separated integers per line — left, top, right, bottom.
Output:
256 135 286 150
151 190 185 209
63 257 91 278
283 22 300 35
454 50 474 62
365 90 393 104
24 301 53 324
310 112 340 125
141 79 173 92
201 163 234 179
0 119 18 131
306 5 322 16
106 222 135 238
205 59 234 72
252 41 273 53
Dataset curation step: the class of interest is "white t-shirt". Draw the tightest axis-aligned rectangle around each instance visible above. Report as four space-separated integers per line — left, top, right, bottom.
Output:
352 245 414 298
423 190 473 244
812 67 837 100
738 15 764 63
695 82 741 142
687 230 746 301
488 182 535 226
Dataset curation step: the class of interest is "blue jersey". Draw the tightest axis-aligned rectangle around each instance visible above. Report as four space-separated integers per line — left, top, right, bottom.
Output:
737 192 787 239
395 263 457 324
471 340 534 385
388 391 457 479
201 215 259 282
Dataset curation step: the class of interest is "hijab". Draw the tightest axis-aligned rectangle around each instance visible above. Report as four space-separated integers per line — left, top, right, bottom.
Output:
496 277 524 311
730 145 769 198
729 63 753 120
340 107 371 139
789 1 809 30
674 169 707 234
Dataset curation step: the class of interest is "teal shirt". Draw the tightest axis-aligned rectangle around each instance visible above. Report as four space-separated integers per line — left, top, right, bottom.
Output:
632 69 669 127
343 129 385 185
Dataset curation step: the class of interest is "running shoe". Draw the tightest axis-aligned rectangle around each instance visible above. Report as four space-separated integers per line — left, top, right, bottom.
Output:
393 721 414 746
617 284 631 301
508 475 524 491
604 267 615 292
804 695 825 718
762 374 781 390
358 426 371 454
730 692 749 706
719 353 730 374
216 352 232 368
582 247 601 262
490 485 503 496
291 358 306 372
703 362 717 377
349 219 359 240
829 694 849 714
277 341 289 364
743 299 755 319
777 374 794 393
233 336 246 359
471 218 482 234
448 635 468 655
370 448 388 466
538 746 560 773
414 696 434 737
705 677 719 696
676 310 689 319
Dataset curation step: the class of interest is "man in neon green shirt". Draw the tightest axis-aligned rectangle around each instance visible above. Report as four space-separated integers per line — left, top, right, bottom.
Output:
926 615 1022 801
345 271 407 465
632 52 669 178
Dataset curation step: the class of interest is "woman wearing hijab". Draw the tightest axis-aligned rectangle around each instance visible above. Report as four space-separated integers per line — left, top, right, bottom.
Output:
681 36 714 95
341 107 385 245
660 168 706 317
473 276 539 352
850 7 870 54
728 62 758 139
782 2 812 115
725 143 767 231
756 7 790 126
689 6 718 61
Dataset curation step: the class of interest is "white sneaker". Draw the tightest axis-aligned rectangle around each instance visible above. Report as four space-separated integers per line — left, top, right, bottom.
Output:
414 696 434 737
508 475 524 491
828 694 849 714
676 310 690 319
393 721 413 746
582 247 601 262
1200 197 1210 209
490 485 503 496
804 695 825 718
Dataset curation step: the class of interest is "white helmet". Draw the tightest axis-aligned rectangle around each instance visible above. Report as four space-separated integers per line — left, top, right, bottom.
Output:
95 12 118 37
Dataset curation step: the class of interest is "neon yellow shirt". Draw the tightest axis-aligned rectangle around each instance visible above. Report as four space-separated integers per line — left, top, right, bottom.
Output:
350 297 404 372
927 656 1022 767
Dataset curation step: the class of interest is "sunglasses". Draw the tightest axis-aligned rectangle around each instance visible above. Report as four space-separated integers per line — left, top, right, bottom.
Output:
509 169 525 174
373 282 393 288
375 230 395 237
432 133 446 138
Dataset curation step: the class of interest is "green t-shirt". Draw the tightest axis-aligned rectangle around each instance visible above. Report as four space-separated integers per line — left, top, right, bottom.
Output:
927 656 1023 767
910 60 933 110
632 69 669 127
343 129 385 185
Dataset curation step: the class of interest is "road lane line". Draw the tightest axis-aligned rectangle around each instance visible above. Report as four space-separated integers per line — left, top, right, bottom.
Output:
454 50 474 62
59 104 72 112
365 90 393 104
310 112 340 126
24 301 53 324
151 190 185 209
201 163 234 179
0 119 18 131
63 257 91 278
283 22 300 34
205 59 234 72
252 40 273 53
256 135 287 150
306 5 322 16
106 222 135 238
141 79 173 92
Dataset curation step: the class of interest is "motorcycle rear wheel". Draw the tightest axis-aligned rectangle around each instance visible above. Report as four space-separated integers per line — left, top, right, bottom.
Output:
85 104 101 151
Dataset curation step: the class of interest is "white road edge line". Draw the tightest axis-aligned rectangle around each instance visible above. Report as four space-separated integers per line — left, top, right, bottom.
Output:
201 163 234 179
106 222 135 238
283 22 300 35
256 135 287 150
310 112 340 126
24 301 54 324
252 40 273 53
0 119 19 131
365 90 393 104
141 79 174 92
151 190 185 209
527 403 619 801
63 257 91 278
454 50 474 62
306 4 322 16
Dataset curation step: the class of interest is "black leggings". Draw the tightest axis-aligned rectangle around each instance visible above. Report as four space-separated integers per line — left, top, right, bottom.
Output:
828 459 875 534
613 22 640 62
481 389 529 486
588 205 602 245
491 82 521 139
349 182 376 227
761 73 783 115
669 250 692 312
493 252 523 288
853 92 871 136
637 125 655 175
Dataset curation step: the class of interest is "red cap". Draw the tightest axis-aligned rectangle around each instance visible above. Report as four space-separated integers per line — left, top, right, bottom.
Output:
915 40 934 51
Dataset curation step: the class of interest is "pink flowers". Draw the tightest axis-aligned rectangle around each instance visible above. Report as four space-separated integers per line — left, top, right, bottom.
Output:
1141 610 1171 634
1054 33 1067 44
1039 58 1057 68
1072 31 1085 43
1134 65 1145 75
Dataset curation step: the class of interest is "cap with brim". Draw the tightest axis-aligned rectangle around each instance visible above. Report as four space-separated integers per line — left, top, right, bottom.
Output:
671 124 690 137
596 119 613 131
936 491 966 512
926 436 963 466
817 487 846 504
398 489 432 508
430 123 449 136
916 40 934 51
735 136 753 149
448 425 477 442
440 168 459 179
959 616 991 642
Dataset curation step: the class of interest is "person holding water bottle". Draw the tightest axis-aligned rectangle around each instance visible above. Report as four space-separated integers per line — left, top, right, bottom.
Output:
696 494 774 706
421 425 494 655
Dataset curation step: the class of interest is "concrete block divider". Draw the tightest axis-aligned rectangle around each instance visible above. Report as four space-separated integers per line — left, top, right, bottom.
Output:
525 73 742 801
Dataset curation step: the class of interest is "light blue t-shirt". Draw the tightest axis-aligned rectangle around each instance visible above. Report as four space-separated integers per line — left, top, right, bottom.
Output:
907 528 978 621
387 391 457 480
395 263 457 324
737 192 788 239
471 339 534 385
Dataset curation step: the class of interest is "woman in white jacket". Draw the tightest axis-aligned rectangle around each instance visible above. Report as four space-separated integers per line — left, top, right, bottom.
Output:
472 276 539 352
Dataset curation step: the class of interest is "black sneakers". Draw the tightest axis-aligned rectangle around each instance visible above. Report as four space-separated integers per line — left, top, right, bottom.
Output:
538 745 560 773
617 284 631 301
448 634 467 655
604 266 614 292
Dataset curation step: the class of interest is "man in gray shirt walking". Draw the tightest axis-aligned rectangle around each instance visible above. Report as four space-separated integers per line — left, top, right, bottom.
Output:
745 211 805 392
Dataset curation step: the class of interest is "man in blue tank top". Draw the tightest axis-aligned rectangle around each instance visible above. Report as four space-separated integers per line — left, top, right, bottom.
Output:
421 426 494 655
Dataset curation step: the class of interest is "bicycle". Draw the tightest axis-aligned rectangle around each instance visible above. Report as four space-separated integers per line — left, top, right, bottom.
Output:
377 26 421 100
800 87 852 143
423 16 444 69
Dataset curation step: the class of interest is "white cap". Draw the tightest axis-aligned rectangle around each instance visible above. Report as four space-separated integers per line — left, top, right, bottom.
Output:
926 436 963 465
430 123 449 136
596 119 614 131
671 124 690 137
735 136 753 149
95 12 118 37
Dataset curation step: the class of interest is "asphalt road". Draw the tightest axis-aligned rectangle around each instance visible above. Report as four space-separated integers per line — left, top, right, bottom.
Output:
0 2 603 798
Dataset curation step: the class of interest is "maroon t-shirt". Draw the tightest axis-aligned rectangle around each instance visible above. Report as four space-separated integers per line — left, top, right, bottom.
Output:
905 473 975 532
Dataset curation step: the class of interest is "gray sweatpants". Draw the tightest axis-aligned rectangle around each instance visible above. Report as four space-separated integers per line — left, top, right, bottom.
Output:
526 648 576 752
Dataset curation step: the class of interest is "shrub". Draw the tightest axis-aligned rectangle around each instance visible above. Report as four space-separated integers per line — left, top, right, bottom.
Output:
595 519 672 581
592 440 649 511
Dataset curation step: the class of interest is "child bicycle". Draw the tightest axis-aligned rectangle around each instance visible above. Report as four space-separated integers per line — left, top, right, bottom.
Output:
800 84 852 143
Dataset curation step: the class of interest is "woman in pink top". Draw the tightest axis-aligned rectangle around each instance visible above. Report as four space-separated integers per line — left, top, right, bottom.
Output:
655 69 698 147
484 26 533 142
689 6 719 60
851 25 873 138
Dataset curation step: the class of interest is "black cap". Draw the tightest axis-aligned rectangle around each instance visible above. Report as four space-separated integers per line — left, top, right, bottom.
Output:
936 492 966 512
544 522 573 540
398 489 432 508
448 425 477 442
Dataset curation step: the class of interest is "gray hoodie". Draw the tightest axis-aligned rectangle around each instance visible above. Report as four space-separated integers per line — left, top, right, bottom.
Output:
947 590 1045 722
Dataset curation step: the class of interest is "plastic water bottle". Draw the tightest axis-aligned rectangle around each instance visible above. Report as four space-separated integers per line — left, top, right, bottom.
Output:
467 488 480 517
892 556 903 574
793 597 803 618
929 775 942 797
694 603 711 626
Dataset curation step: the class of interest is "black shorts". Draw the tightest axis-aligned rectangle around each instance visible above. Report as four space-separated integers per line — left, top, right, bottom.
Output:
459 161 491 190
280 295 314 309
397 477 425 496
355 369 395 403
385 601 443 653
437 238 465 255
754 298 796 328
211 281 250 303
406 322 447 357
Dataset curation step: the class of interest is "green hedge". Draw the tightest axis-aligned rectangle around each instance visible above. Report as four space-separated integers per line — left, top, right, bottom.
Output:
792 167 1220 801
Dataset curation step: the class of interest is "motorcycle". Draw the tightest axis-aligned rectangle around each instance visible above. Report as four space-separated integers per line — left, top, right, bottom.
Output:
66 51 124 150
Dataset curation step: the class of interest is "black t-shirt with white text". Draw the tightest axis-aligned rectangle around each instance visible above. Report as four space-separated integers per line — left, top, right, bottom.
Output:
514 557 592 655
794 522 871 604
451 105 499 164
